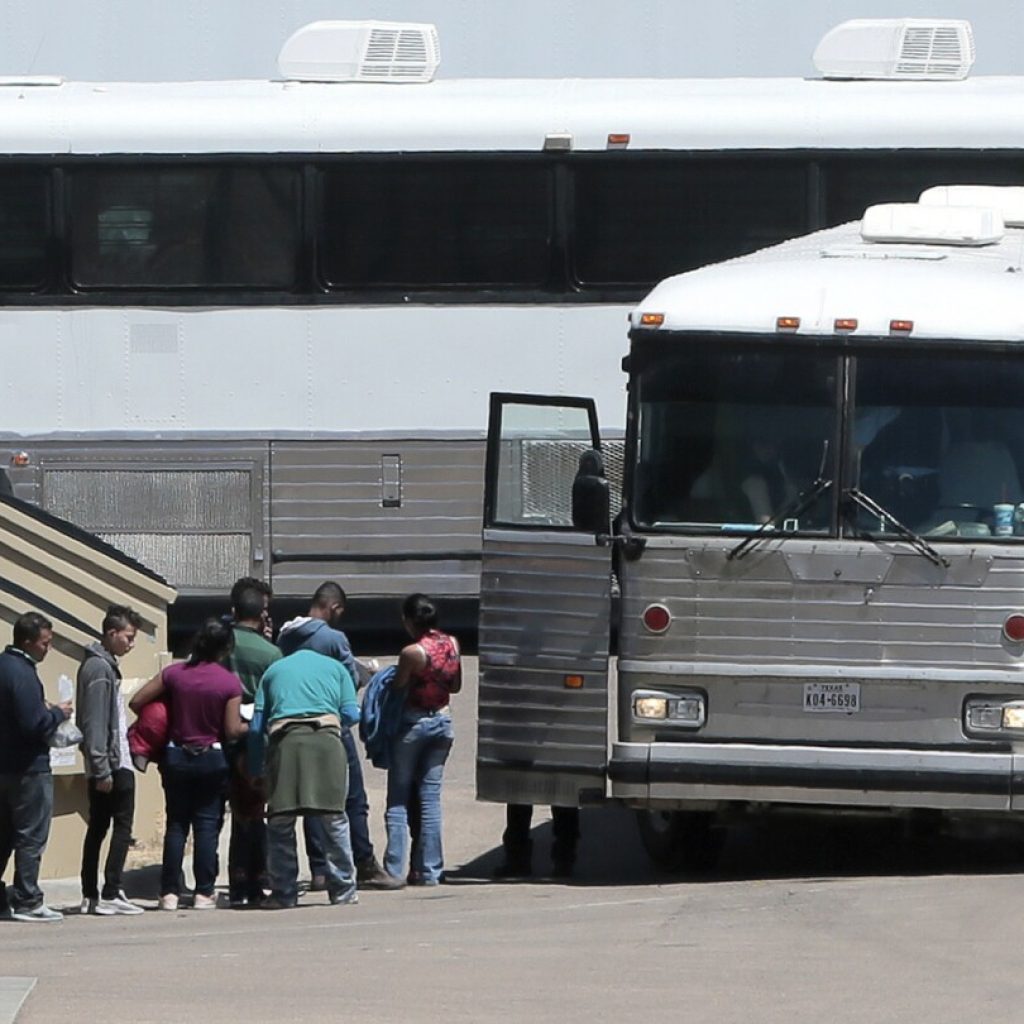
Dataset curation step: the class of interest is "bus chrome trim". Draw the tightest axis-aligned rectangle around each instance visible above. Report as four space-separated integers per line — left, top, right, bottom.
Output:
619 660 1024 685
610 741 1014 810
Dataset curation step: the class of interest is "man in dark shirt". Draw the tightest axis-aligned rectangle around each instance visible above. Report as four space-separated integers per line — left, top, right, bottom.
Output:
0 611 72 921
227 579 281 907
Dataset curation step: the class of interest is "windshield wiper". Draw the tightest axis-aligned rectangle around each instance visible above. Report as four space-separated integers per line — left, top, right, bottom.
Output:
728 442 833 561
843 487 950 568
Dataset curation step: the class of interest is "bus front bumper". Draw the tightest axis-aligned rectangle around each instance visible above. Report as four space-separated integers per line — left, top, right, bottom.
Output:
609 741 1024 812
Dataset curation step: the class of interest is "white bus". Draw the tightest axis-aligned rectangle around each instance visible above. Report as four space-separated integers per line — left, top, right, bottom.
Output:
5 18 1024 631
479 185 1024 869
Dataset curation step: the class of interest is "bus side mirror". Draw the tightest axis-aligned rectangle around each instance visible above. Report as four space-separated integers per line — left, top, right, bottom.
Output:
572 449 610 534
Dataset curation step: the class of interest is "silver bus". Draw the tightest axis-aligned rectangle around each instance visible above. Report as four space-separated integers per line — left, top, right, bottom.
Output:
478 186 1024 869
4 17 1024 632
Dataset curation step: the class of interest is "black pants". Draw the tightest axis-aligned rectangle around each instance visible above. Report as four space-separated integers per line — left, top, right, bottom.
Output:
502 804 580 871
80 768 136 901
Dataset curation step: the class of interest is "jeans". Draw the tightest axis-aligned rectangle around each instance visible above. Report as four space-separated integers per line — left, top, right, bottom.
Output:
0 771 53 912
159 745 228 898
304 727 373 874
384 713 453 884
267 812 356 905
227 745 266 902
81 768 136 900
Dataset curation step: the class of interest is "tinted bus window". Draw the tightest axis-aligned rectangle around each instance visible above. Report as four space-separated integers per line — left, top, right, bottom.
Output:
319 160 554 288
572 157 810 287
70 165 300 288
0 169 49 289
823 154 1024 226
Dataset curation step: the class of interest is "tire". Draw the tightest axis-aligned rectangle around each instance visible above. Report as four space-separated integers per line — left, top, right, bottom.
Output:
635 809 724 873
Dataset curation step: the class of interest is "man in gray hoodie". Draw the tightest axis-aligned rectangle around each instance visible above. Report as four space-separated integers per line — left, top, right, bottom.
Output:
77 605 144 915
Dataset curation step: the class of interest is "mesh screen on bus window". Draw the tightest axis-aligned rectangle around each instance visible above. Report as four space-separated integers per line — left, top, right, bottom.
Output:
571 157 810 287
0 169 49 289
318 160 554 288
69 165 301 288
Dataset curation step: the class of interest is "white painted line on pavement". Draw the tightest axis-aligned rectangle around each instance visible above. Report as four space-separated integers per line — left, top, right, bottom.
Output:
0 978 36 1023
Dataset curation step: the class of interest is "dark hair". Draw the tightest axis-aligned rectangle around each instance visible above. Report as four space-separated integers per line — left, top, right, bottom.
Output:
312 581 346 609
233 585 266 623
230 576 271 608
102 605 142 634
187 618 235 666
13 611 52 647
402 593 437 632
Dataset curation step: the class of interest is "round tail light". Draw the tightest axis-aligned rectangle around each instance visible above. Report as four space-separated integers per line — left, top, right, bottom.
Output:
1003 613 1024 643
642 603 671 634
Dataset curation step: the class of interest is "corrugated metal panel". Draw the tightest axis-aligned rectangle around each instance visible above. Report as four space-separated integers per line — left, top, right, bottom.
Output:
270 439 484 597
478 530 610 801
618 539 1024 746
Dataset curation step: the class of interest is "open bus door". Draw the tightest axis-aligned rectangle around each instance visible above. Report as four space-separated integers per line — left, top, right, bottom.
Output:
476 393 612 808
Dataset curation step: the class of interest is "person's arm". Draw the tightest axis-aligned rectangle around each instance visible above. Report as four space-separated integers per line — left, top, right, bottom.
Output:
77 661 114 784
223 695 248 742
337 664 360 727
12 674 66 741
392 643 427 691
331 630 361 689
129 670 165 714
447 637 463 695
247 672 269 778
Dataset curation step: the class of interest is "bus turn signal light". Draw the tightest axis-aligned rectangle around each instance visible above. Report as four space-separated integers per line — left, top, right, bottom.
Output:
10 452 29 467
776 316 800 331
564 674 584 689
890 319 914 334
639 312 664 327
834 318 858 332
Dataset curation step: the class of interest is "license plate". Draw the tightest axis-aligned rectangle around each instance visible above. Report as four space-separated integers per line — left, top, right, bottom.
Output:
803 682 860 713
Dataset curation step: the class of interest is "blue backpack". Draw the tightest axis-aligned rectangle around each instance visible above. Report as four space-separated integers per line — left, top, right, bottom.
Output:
359 666 403 769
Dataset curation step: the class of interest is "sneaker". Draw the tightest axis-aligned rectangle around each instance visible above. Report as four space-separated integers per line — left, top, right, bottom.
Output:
158 894 179 912
0 906 11 922
80 897 113 916
328 888 359 906
97 894 144 915
11 904 63 922
192 893 218 910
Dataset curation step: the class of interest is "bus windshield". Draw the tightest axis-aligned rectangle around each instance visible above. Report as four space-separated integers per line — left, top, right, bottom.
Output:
632 345 838 531
852 351 1024 541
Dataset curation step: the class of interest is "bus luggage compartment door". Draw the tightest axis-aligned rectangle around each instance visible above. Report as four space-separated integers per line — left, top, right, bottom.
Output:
477 393 612 808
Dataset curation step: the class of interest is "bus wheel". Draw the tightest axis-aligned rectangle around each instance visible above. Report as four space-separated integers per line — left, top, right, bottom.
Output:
635 809 724 873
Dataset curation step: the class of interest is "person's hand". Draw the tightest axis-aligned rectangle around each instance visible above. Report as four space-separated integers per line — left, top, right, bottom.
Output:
95 777 113 794
57 700 73 720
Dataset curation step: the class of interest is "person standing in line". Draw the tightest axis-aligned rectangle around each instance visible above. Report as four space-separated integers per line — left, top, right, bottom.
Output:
383 594 461 887
0 612 72 922
77 605 145 915
278 582 402 891
249 648 360 909
226 580 281 908
130 619 247 911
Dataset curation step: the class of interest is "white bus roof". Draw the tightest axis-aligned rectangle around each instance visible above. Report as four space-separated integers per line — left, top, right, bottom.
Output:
7 75 1024 153
632 217 1024 343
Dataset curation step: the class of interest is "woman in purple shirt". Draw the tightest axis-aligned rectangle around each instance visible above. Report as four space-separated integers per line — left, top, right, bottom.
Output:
131 619 247 911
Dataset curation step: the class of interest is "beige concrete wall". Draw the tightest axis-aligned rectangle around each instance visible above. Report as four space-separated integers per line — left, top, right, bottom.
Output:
0 497 176 879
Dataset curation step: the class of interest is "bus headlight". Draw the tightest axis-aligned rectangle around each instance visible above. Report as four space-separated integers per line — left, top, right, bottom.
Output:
632 689 706 728
1002 703 1024 730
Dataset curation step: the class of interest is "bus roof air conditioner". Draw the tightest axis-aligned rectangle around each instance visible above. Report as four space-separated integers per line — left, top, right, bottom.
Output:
813 19 974 81
861 203 1004 246
920 185 1024 228
278 20 441 83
